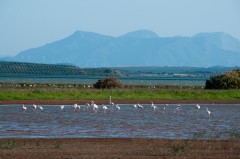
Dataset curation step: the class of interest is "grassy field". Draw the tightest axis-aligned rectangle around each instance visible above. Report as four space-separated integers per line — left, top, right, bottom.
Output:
1 86 240 100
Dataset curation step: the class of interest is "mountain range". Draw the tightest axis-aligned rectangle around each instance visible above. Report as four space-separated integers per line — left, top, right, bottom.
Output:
2 30 240 67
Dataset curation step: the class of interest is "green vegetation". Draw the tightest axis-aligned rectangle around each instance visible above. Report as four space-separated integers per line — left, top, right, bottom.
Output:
1 61 238 79
0 86 240 100
0 61 123 77
0 62 240 100
54 140 63 149
205 69 240 89
0 139 16 149
171 142 189 154
113 66 239 78
229 129 240 139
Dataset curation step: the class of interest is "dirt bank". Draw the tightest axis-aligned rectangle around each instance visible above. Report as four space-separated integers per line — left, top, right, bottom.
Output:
0 138 239 159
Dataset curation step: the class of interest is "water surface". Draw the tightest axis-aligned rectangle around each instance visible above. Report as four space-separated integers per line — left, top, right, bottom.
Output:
0 76 206 86
0 104 239 139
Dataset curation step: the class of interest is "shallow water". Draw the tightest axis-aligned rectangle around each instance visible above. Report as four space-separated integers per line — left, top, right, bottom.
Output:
0 104 239 139
0 76 206 86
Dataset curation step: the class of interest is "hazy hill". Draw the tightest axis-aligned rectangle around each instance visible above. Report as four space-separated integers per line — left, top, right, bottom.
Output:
2 30 240 67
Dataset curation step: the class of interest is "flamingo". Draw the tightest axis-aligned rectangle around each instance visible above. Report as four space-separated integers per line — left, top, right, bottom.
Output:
151 102 158 110
177 105 181 110
133 104 137 109
33 104 37 109
109 96 114 110
91 101 99 110
102 105 108 110
38 105 43 111
206 107 211 118
137 103 144 109
73 103 78 109
86 103 90 109
115 104 120 110
109 96 111 104
174 105 181 114
163 104 168 112
22 104 27 111
196 104 201 110
60 105 64 110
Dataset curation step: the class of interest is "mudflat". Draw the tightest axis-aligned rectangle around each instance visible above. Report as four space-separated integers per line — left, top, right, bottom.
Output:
0 138 239 159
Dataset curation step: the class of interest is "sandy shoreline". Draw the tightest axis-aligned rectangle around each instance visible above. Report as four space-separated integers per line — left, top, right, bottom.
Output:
0 138 239 159
1 99 240 105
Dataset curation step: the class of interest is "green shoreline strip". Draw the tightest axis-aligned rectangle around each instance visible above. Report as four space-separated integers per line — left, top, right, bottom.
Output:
1 88 240 100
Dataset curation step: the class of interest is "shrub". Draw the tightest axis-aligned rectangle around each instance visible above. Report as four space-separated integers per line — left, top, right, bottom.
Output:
171 142 188 154
93 77 123 89
205 69 240 89
0 139 16 149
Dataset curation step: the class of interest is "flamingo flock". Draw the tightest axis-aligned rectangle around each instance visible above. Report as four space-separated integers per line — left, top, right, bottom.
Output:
20 96 212 118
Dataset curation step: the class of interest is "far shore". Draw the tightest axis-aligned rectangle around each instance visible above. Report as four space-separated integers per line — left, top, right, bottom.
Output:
0 99 240 105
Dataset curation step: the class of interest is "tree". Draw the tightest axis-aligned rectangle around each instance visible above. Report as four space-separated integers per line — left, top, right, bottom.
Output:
93 77 123 89
205 69 240 89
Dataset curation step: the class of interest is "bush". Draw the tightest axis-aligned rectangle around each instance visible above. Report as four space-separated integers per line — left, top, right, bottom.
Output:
93 77 123 89
205 69 240 89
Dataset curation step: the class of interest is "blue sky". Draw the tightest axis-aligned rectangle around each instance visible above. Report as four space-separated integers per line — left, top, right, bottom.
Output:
0 0 240 56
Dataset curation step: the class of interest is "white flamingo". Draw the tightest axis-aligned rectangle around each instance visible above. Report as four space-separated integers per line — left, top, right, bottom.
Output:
196 104 201 110
151 102 158 110
86 103 90 109
22 104 27 111
137 103 144 109
174 105 181 114
60 105 64 110
206 107 211 117
91 101 99 110
38 105 43 111
177 105 181 110
102 105 108 110
133 104 137 109
73 103 78 109
163 104 168 112
115 104 120 110
109 96 114 105
33 104 37 109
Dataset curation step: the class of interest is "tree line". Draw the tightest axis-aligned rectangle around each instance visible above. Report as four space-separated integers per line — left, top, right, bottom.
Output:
94 70 240 89
0 61 122 77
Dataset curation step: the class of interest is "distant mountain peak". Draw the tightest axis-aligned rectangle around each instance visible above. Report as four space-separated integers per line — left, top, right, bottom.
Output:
1 30 240 67
71 30 93 36
120 29 159 38
69 30 113 39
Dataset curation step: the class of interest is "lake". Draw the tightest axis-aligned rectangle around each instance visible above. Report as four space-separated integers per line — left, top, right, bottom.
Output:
0 104 239 139
0 76 207 86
